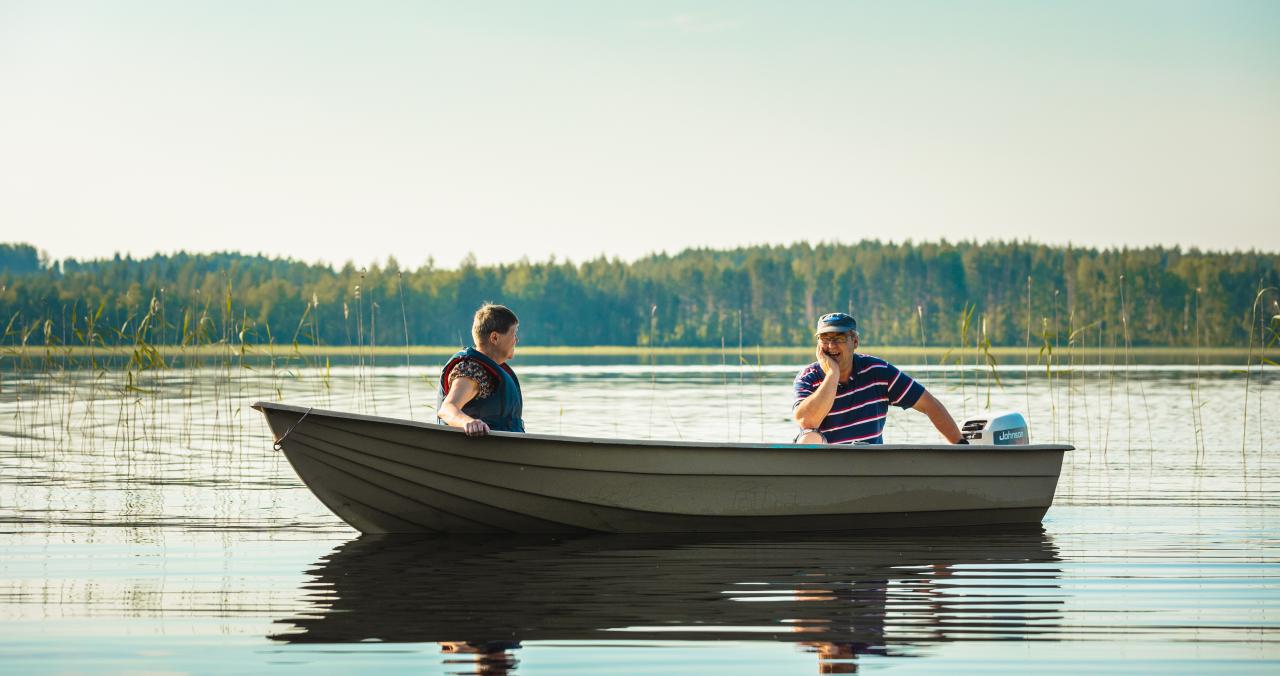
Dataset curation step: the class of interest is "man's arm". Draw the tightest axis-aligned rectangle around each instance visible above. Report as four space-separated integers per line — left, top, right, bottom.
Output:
793 376 839 429
437 377 490 436
911 390 964 443
794 348 841 429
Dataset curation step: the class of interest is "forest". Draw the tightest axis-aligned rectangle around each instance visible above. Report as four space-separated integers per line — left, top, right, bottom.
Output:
1 240 1276 349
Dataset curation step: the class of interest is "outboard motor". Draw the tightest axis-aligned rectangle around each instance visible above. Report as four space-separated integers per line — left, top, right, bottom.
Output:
960 411 1030 445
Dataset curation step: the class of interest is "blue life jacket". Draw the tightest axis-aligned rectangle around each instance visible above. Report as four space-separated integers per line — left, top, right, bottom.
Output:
437 347 525 432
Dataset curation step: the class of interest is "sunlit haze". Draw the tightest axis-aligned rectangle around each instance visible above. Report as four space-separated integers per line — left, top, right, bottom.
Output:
3 1 1278 268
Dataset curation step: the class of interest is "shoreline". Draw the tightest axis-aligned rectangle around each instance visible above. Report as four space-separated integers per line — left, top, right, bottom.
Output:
2 344 1276 359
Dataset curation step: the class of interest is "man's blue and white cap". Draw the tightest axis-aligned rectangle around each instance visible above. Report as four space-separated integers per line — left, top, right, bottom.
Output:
815 312 857 335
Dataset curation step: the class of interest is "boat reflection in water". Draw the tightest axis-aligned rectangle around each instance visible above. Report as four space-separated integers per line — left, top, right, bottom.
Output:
272 529 1063 673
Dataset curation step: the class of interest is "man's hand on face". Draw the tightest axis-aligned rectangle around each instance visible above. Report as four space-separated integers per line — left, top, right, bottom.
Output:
816 343 840 376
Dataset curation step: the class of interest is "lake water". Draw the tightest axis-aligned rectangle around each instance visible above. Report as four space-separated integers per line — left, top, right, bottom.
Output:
1 356 1277 673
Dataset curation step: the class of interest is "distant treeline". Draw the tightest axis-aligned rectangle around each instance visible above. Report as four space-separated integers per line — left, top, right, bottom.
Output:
1 241 1276 349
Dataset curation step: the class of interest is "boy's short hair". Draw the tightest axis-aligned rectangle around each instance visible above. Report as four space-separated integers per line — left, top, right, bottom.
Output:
472 303 519 345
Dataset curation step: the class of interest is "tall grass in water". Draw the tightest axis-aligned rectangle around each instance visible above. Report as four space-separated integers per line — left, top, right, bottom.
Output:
305 292 330 403
6 278 1275 461
1065 308 1077 447
1100 312 1115 463
369 298 379 416
1118 275 1134 463
1025 276 1032 415
1191 287 1206 467
756 344 765 441
949 303 976 418
399 272 413 420
1066 312 1086 456
978 314 1002 410
2 279 361 468
1242 284 1275 487
720 336 731 441
647 305 657 438
916 305 928 367
1067 317 1100 455
354 277 366 414
290 298 314 400
3 313 34 455
737 310 746 441
1051 289 1060 441
54 304 75 445
1037 317 1055 443
1264 297 1279 431
1261 297 1280 473
1031 286 1063 443
1119 275 1155 465
642 304 687 440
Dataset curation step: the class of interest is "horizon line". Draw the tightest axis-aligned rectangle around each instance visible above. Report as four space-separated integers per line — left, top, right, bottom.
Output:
9 237 1276 274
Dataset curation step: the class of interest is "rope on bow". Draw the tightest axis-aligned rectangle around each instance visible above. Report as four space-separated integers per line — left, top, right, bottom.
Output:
273 407 314 451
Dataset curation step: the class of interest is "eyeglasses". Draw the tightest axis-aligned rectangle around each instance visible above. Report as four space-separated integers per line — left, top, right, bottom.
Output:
818 334 849 345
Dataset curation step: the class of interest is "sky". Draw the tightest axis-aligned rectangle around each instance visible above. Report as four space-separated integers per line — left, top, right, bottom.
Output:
2 1 1278 269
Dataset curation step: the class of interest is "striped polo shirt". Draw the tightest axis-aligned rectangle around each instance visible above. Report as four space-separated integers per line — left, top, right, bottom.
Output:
792 353 926 444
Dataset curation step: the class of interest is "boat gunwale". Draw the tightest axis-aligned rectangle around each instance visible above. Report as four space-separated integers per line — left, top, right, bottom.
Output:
253 401 1075 453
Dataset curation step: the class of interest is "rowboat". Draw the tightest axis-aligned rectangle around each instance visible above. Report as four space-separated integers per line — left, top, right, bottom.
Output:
253 401 1072 534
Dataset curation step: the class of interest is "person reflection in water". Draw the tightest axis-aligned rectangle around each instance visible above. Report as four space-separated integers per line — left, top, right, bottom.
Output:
793 577 890 674
804 642 876 674
437 303 525 436
439 641 521 675
794 563 957 673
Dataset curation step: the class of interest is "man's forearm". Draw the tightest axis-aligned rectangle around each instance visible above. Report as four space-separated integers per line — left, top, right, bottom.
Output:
926 406 962 442
794 378 837 428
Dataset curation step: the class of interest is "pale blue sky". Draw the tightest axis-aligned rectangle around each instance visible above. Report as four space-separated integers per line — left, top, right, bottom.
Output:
2 1 1277 268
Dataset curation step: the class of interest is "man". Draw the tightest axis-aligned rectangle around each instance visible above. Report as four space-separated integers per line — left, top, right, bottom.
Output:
793 312 964 445
437 303 524 436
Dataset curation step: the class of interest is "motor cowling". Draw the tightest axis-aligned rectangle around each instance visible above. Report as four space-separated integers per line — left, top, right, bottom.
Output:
960 411 1030 445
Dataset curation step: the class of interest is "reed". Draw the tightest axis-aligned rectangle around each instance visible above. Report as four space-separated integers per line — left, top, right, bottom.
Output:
1052 289 1060 441
1101 312 1114 463
290 298 314 401
369 299 379 415
355 280 365 413
737 309 745 441
916 304 927 367
1265 296 1279 412
1192 287 1205 466
1241 284 1272 462
1121 277 1155 464
951 303 976 417
979 313 1003 409
648 304 657 438
6 269 1278 475
1025 276 1032 415
309 293 328 401
1068 315 1100 456
57 302 77 442
1065 308 1076 447
264 320 284 401
756 344 765 441
1119 275 1134 463
721 336 731 441
399 272 413 419
6 342 1269 361
1261 297 1280 478
1038 316 1055 443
